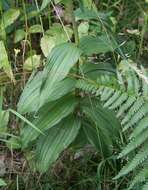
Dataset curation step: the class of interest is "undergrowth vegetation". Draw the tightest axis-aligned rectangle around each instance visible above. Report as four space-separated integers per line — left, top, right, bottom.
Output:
0 0 148 189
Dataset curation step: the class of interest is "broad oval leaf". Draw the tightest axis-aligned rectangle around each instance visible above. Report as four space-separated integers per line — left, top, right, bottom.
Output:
79 35 118 55
17 71 76 114
21 96 78 148
75 8 112 21
40 35 55 57
28 24 43 34
82 100 121 156
40 43 81 107
41 0 52 10
40 24 73 57
35 115 81 172
23 54 41 71
0 8 20 29
41 0 64 10
78 22 89 38
14 29 26 43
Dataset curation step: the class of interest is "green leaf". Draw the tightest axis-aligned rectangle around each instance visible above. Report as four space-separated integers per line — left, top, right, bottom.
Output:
41 0 52 10
9 109 44 135
21 96 78 148
0 8 20 36
17 71 76 114
35 116 81 172
14 29 26 43
0 41 15 82
6 136 21 150
82 100 121 156
0 178 6 187
0 110 9 136
80 0 93 9
40 43 81 107
40 35 55 57
83 122 106 153
28 24 43 34
78 22 89 38
40 24 73 57
79 35 118 55
41 0 65 10
23 54 41 71
75 8 112 21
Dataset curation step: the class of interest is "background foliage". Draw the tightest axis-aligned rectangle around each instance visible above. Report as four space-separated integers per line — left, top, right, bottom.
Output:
0 0 148 189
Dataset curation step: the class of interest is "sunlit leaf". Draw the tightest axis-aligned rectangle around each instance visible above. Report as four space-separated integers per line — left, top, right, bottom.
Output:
0 41 15 82
41 35 55 57
0 178 6 187
23 54 41 71
0 8 20 29
28 24 43 34
40 24 73 57
17 71 76 114
78 22 89 38
39 43 81 107
0 111 9 136
41 0 52 10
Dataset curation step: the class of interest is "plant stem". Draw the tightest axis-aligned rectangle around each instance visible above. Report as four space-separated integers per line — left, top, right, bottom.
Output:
67 1 79 46
68 1 80 98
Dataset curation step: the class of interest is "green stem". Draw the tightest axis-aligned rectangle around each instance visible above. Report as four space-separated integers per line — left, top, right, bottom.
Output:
137 13 148 62
34 0 44 35
68 1 80 98
67 1 79 46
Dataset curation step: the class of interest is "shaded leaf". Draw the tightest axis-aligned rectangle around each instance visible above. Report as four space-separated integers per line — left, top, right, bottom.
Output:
82 100 121 156
21 96 78 148
9 109 44 135
36 116 81 172
14 29 26 43
6 136 21 150
75 8 112 21
79 35 118 55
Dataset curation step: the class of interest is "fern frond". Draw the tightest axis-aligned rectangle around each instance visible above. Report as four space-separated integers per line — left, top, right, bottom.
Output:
130 116 148 139
118 130 148 158
103 91 121 108
77 66 148 189
116 96 136 117
141 66 148 97
116 141 148 179
123 103 148 131
109 93 128 109
100 88 114 101
142 181 148 190
126 70 140 95
128 166 148 190
121 98 145 126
